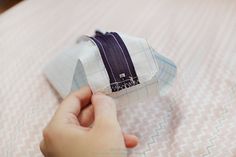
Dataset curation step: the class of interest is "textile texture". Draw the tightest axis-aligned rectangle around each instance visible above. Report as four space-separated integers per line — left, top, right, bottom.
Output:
0 0 236 156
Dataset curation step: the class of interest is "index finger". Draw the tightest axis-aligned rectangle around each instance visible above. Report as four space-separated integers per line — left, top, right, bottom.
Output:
56 86 92 119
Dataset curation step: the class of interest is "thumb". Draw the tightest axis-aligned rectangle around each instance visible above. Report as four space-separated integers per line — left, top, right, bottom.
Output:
92 93 119 128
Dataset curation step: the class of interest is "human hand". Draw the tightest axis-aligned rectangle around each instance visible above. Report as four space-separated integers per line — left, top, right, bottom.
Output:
40 86 138 157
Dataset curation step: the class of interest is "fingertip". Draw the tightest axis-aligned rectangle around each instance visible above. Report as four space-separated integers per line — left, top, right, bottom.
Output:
124 134 139 148
92 92 112 102
92 92 116 112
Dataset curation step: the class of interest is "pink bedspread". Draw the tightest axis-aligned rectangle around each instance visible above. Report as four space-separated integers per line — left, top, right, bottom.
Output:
1 0 236 156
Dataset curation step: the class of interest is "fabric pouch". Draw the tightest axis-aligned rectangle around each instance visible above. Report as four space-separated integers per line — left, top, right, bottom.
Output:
44 31 177 104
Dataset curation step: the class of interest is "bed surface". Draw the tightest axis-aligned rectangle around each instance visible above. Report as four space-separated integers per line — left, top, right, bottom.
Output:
1 0 236 156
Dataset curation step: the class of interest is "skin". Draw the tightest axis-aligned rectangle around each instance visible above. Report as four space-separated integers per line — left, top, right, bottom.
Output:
40 86 139 157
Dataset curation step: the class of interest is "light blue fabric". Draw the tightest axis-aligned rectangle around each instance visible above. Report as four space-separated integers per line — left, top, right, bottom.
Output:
71 49 177 96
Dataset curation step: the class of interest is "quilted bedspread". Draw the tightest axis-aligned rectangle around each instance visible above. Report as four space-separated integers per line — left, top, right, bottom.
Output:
1 0 236 156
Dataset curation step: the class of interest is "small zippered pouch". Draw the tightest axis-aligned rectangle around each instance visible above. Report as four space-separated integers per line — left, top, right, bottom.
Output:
44 31 177 103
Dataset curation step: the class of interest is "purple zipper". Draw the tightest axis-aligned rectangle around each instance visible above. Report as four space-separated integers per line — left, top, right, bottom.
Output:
90 31 140 92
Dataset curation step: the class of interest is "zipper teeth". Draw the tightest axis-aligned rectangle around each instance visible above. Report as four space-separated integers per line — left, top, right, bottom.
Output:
91 31 140 92
109 32 138 77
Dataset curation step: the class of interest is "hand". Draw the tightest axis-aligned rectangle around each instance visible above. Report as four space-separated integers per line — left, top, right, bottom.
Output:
40 86 138 157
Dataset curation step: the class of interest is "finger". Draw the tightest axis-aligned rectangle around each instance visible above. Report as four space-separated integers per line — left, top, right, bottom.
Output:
78 104 94 127
123 133 139 148
53 87 92 126
92 93 119 127
56 86 92 119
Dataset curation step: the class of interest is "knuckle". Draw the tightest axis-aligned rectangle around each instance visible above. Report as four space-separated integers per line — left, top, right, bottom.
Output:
41 125 63 157
42 126 60 143
42 127 52 141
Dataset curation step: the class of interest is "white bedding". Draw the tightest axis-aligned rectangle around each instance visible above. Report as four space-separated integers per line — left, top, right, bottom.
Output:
0 0 236 156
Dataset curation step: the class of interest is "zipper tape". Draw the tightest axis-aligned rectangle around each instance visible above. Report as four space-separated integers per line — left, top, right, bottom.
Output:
90 31 140 92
